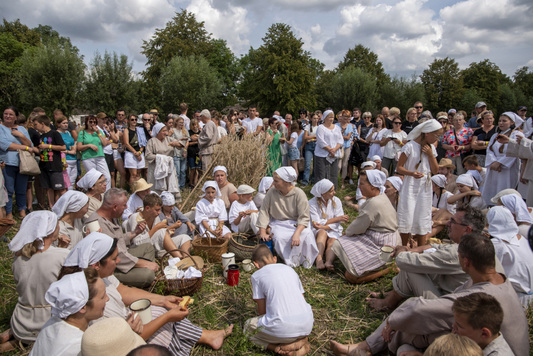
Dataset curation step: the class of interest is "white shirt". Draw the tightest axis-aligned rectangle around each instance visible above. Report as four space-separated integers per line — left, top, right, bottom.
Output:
289 132 298 148
242 117 263 135
229 200 258 232
252 263 314 337
432 191 456 214
180 114 190 130
122 193 144 221
309 196 344 239
97 126 113 155
314 124 344 158
382 129 407 159
492 235 533 295
30 317 83 356
217 126 227 139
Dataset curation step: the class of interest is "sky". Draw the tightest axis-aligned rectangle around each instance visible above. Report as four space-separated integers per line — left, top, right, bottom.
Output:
2 0 533 79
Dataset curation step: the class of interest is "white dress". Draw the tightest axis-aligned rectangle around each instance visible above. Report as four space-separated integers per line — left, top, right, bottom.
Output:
228 200 259 234
195 198 231 237
366 128 386 159
29 316 83 356
309 197 344 239
397 141 437 235
482 130 524 206
432 191 456 214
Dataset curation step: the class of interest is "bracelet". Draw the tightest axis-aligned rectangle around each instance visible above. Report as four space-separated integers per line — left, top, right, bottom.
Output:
49 144 51 149
138 151 142 155
25 146 29 151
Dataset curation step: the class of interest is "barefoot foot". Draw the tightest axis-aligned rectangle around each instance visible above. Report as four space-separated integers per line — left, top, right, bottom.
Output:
368 290 392 298
0 329 12 344
316 259 326 270
325 263 335 271
366 297 393 312
330 340 370 356
199 324 233 350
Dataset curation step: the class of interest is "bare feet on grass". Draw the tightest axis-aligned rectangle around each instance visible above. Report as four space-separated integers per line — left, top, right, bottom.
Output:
0 340 16 353
330 340 371 356
316 259 326 270
199 324 233 350
324 262 335 271
366 290 403 312
275 338 310 356
0 329 12 344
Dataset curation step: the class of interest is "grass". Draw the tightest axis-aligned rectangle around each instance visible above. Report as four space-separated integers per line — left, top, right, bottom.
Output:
0 178 531 355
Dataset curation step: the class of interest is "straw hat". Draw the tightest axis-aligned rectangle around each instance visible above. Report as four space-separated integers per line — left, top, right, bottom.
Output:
490 189 522 205
133 179 153 194
438 158 455 169
81 317 145 356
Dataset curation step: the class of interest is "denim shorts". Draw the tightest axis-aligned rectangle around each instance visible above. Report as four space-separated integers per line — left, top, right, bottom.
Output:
188 156 201 169
288 146 300 160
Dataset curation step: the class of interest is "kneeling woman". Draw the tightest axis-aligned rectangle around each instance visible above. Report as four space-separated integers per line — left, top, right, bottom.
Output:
331 170 398 284
257 167 318 268
30 268 108 356
309 179 348 270
195 181 232 239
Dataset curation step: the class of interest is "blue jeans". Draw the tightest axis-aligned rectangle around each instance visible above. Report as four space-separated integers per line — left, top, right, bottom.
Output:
301 141 316 185
4 165 28 214
173 156 187 189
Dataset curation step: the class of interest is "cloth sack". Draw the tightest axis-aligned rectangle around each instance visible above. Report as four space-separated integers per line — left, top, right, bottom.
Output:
18 149 40 175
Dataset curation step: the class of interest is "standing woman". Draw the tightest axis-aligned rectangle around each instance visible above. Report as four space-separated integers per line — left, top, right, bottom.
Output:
357 112 373 162
470 110 496 167
0 106 38 219
171 116 189 189
441 113 473 174
122 114 145 187
396 119 442 246
336 111 355 187
109 118 127 189
56 116 77 190
164 114 175 137
187 119 201 188
314 110 344 189
380 117 407 176
287 122 301 176
76 115 111 190
145 123 181 195
301 114 319 186
266 117 283 176
366 114 386 159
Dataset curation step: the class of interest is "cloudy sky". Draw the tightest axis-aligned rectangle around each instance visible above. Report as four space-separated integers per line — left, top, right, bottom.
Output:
2 0 533 78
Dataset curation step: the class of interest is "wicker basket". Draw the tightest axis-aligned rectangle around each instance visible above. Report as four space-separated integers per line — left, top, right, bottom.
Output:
191 234 228 263
228 233 260 261
0 218 16 237
152 250 204 297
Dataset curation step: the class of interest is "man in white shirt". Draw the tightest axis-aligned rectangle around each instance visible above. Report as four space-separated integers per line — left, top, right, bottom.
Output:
242 105 263 136
179 102 190 130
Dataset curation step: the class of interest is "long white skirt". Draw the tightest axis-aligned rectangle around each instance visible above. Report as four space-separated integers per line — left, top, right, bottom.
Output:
198 217 231 238
270 219 318 269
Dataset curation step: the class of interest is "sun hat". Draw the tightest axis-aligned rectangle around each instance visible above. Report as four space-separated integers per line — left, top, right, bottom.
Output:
81 317 145 356
237 185 255 195
133 179 153 194
490 189 522 205
438 158 456 169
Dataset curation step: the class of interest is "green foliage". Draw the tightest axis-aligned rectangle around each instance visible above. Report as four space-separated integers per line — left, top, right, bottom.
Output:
0 33 29 107
378 75 426 117
0 19 41 46
159 55 224 113
461 59 510 110
17 39 85 115
205 39 240 106
513 67 533 110
420 57 464 113
338 44 390 88
34 24 78 53
238 23 318 115
457 88 483 115
322 66 378 112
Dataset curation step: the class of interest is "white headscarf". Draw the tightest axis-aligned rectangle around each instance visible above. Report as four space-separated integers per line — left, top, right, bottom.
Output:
370 155 382 162
366 170 387 189
77 169 103 190
160 191 175 206
213 166 227 176
52 190 89 218
491 189 522 205
500 194 533 224
457 174 478 190
361 161 376 169
466 170 482 187
310 179 334 197
502 111 524 129
63 232 115 268
258 177 274 194
431 174 447 188
321 110 334 123
487 206 520 244
387 176 402 192
406 119 442 141
201 181 221 197
275 167 298 184
8 211 58 252
45 272 89 319
151 122 166 137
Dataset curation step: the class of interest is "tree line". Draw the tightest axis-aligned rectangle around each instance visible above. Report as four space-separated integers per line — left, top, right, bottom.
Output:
1 12 532 118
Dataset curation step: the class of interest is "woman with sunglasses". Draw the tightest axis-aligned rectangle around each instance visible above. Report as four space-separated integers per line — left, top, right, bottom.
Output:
76 115 111 190
122 114 146 187
470 110 496 167
380 118 407 176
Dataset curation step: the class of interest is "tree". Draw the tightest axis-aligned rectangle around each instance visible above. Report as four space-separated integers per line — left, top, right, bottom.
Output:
238 23 318 115
461 59 509 110
83 51 140 114
205 39 240 106
17 39 85 114
159 56 224 113
378 75 425 116
337 44 390 88
420 57 464 113
323 67 377 112
0 19 40 46
34 24 78 53
513 66 533 110
0 32 29 107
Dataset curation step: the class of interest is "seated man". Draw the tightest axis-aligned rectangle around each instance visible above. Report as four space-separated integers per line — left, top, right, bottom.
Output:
228 185 259 235
245 245 312 355
368 206 486 311
330 233 529 356
122 179 152 221
85 188 158 288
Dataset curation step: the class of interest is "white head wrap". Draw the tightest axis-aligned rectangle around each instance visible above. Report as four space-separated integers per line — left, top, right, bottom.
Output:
8 211 58 252
321 110 334 122
45 272 89 319
406 119 442 141
52 190 89 218
361 161 376 169
151 122 166 137
310 179 334 197
160 191 175 206
387 176 402 192
212 166 227 176
370 155 382 162
275 167 298 184
500 194 533 224
366 170 387 189
487 206 520 244
465 170 482 187
273 115 284 123
201 181 221 197
63 232 115 268
77 169 103 190
491 189 521 205
258 177 274 194
502 111 524 129
457 174 478 190
431 174 447 188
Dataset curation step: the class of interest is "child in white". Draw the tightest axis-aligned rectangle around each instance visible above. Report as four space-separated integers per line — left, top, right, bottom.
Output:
229 185 259 234
195 181 232 238
245 245 313 354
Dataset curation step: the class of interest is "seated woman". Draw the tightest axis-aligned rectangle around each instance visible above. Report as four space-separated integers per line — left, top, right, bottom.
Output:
52 190 90 249
159 191 195 237
29 268 108 356
344 161 376 210
213 166 238 210
0 211 69 352
331 170 398 284
60 232 233 354
77 168 106 219
499 194 533 237
429 174 456 238
254 176 273 209
309 179 348 271
195 181 232 239
384 176 402 210
447 174 486 210
257 167 318 268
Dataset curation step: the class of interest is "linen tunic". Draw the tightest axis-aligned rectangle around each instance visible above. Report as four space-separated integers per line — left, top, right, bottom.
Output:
219 183 237 210
308 196 344 239
145 137 174 188
29 316 83 356
85 195 102 220
55 219 84 249
432 191 456 214
195 198 231 237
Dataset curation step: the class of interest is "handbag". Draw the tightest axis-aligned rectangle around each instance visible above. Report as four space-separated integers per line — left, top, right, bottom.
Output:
18 149 41 175
280 142 288 156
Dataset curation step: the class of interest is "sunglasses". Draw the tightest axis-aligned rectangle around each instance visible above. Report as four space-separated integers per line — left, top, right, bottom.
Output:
393 122 402 125
130 118 137 121
143 119 151 121
415 106 423 109
87 120 97 124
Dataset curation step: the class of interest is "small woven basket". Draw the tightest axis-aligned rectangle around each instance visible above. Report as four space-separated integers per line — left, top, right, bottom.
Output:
191 232 228 263
228 233 260 262
152 250 203 297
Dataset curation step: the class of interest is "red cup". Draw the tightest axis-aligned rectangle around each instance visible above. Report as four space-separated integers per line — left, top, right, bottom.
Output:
227 264 239 286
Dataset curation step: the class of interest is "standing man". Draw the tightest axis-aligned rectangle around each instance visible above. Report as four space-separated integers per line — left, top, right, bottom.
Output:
414 101 424 120
467 102 487 129
198 109 219 171
179 102 190 130
351 108 362 129
242 105 263 136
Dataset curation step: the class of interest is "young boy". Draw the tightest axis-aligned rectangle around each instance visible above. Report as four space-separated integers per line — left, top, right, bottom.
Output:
462 155 486 189
33 115 66 206
228 185 259 234
127 193 191 258
159 191 195 236
245 244 313 355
